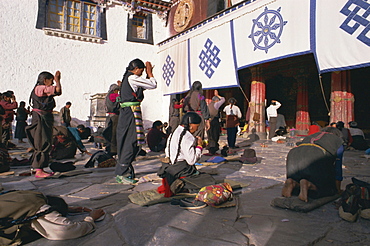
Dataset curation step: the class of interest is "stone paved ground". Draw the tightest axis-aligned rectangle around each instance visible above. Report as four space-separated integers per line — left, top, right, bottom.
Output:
1 136 370 246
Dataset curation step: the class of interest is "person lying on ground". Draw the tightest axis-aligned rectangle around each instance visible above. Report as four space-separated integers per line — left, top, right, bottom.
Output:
282 127 343 202
0 190 105 243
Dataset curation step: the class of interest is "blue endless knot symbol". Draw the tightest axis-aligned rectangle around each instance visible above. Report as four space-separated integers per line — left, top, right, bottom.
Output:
162 55 175 87
248 7 287 53
339 0 370 47
198 38 221 79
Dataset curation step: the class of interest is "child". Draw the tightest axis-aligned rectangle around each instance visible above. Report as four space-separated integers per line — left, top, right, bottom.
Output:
26 71 62 178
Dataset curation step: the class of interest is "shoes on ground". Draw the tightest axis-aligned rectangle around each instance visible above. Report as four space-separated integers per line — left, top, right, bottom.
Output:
116 175 138 184
179 198 207 209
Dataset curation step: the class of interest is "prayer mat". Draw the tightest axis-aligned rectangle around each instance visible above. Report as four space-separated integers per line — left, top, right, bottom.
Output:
213 199 237 208
198 162 223 166
0 171 14 176
271 194 340 212
128 189 196 206
45 169 93 179
129 181 248 206
223 179 250 189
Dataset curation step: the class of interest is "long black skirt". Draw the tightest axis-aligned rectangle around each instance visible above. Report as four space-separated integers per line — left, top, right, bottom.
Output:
115 107 139 176
26 111 53 169
14 120 27 139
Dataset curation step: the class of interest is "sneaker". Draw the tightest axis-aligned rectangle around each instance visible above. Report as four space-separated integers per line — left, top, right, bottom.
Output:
116 175 138 184
180 198 207 209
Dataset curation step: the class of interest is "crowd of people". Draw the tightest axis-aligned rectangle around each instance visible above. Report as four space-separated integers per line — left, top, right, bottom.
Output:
1 57 370 243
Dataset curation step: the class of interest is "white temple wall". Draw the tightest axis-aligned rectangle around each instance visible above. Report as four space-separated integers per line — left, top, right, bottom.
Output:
0 1 171 129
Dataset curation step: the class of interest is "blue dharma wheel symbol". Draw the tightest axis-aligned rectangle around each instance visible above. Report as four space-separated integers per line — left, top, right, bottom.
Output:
248 7 287 53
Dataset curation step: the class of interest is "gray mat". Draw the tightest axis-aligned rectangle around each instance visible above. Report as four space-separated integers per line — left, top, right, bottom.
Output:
271 194 340 212
45 169 93 179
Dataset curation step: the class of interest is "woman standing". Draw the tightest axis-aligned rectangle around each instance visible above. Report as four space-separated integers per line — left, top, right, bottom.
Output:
183 81 210 139
168 98 183 134
14 101 30 143
102 84 120 156
26 71 62 178
223 98 242 149
115 59 157 184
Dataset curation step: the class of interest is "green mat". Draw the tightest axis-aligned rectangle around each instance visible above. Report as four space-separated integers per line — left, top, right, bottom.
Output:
129 189 195 206
129 179 249 206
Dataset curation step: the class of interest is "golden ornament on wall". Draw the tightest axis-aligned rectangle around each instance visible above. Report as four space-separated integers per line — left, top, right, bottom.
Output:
173 0 194 32
333 96 342 103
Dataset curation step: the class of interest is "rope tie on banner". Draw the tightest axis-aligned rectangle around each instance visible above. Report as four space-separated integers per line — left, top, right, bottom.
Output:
238 85 250 103
318 74 330 116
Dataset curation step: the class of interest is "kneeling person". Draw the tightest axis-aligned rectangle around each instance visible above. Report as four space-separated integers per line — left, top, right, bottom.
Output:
147 120 167 152
282 128 343 202
51 125 90 159
158 112 215 196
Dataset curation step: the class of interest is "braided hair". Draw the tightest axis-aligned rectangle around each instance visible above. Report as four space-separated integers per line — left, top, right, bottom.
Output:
122 58 145 80
29 71 55 108
169 112 202 164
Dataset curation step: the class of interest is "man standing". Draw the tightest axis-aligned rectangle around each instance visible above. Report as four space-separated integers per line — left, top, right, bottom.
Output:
266 100 281 139
206 90 225 155
60 101 72 127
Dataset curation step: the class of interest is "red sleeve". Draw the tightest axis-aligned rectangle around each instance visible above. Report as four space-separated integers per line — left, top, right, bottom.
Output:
0 101 18 110
174 104 183 109
109 93 119 102
347 129 353 144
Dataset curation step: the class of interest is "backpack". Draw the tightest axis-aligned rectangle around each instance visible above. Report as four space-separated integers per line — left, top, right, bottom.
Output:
0 190 50 245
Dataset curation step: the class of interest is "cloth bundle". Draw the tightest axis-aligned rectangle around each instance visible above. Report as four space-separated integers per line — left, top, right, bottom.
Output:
195 183 233 207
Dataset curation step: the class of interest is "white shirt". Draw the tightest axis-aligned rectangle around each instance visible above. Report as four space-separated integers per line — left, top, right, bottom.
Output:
128 74 157 92
165 125 202 165
31 205 96 240
266 101 281 121
349 128 365 138
223 105 242 118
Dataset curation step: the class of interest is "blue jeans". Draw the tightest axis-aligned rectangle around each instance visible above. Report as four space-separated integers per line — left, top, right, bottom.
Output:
335 145 344 181
226 127 237 148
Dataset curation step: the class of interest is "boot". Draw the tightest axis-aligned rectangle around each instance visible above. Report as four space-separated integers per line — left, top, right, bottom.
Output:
336 180 343 194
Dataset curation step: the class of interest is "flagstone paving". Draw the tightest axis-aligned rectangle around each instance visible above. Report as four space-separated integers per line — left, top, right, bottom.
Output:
1 136 370 245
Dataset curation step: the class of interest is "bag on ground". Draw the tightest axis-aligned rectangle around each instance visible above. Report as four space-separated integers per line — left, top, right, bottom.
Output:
195 183 233 207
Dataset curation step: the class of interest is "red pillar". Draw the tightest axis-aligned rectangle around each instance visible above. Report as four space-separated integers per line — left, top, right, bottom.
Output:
294 73 310 134
330 71 354 126
248 66 266 138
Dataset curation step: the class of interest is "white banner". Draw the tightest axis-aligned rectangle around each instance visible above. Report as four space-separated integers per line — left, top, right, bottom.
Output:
315 0 370 73
233 0 311 69
188 22 238 90
159 40 189 95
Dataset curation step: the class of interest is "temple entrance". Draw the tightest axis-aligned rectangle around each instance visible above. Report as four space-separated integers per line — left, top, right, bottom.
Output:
351 66 370 135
